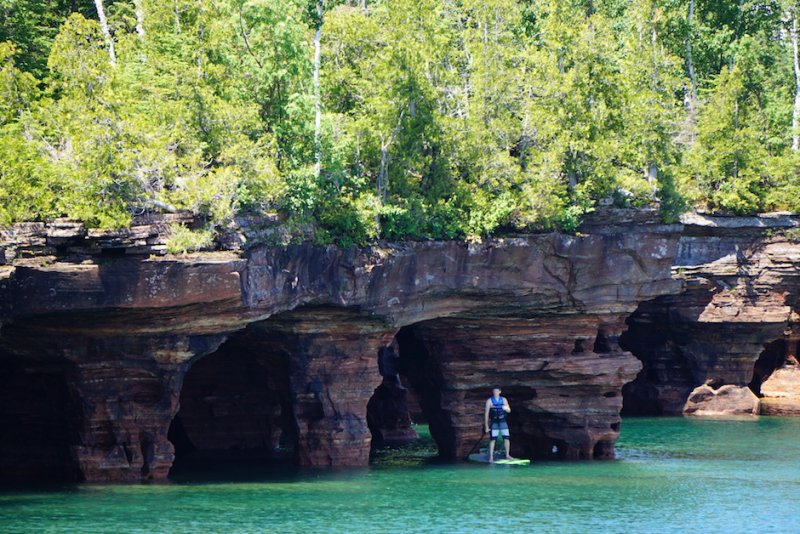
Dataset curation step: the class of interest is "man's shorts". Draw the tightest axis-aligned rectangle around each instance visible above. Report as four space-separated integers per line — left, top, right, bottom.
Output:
490 421 509 439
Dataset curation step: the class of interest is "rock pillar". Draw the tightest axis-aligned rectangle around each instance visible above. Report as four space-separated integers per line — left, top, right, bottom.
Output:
786 335 800 366
69 335 227 481
251 309 395 466
367 342 418 445
0 322 225 482
399 316 641 461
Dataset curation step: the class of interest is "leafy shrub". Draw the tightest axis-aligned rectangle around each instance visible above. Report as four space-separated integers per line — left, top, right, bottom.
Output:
165 225 215 254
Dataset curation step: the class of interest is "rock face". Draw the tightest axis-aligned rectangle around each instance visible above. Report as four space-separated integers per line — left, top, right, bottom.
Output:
683 384 760 416
4 210 800 482
0 213 681 481
759 366 800 415
367 344 418 445
621 213 800 416
399 316 640 460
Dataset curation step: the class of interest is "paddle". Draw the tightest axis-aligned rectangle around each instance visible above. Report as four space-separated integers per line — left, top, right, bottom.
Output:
463 430 487 460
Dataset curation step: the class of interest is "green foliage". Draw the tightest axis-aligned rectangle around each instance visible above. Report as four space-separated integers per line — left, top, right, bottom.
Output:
0 42 38 124
1 0 800 241
784 227 800 242
679 66 769 214
165 224 215 254
0 122 58 225
314 191 380 248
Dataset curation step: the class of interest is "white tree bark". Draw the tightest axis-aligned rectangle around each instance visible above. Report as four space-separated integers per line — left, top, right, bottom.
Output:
313 0 324 178
378 110 405 201
791 6 800 151
685 0 698 104
94 0 116 66
648 2 659 194
133 0 145 39
174 0 181 33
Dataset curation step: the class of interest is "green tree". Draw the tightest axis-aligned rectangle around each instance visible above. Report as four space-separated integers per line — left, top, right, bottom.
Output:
681 66 769 214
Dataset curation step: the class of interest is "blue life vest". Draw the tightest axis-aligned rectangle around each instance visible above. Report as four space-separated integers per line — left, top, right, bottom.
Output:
490 396 506 422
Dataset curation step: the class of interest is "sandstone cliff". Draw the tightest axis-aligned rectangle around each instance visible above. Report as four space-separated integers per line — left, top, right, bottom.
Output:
1 210 799 483
621 213 800 416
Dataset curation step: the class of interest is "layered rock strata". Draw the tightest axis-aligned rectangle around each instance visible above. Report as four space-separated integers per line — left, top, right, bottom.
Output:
0 215 680 481
759 365 800 415
399 316 640 460
621 213 800 416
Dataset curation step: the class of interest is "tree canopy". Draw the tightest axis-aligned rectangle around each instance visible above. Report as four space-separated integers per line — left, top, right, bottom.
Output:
1 0 799 245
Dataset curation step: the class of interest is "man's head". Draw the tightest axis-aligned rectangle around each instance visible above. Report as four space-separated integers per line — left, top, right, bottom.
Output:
492 385 501 397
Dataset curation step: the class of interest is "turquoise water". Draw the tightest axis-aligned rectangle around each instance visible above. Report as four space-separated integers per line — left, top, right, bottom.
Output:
2 417 799 533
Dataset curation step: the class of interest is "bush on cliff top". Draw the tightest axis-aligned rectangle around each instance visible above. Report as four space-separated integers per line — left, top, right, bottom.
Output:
1 1 800 246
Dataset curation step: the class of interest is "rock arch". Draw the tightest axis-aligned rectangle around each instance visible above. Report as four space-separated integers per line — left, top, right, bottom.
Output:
0 220 684 481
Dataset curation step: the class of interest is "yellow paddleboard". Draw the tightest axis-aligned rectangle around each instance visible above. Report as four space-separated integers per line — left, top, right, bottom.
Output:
467 453 531 465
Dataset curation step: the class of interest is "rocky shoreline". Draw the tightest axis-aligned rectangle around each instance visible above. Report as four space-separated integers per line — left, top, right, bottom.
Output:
1 210 798 482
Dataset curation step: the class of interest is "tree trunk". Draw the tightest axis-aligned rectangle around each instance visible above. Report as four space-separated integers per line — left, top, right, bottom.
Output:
792 7 800 151
174 0 181 33
377 110 405 201
94 0 116 66
685 0 697 103
646 163 658 200
133 0 145 39
313 0 323 178
648 2 659 192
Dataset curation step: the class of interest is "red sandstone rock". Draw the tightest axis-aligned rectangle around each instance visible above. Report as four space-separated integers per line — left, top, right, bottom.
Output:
683 384 760 416
0 214 721 482
400 316 640 460
623 215 800 416
759 366 800 415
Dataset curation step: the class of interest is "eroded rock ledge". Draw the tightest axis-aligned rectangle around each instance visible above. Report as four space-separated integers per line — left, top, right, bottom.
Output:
2 210 800 482
621 212 800 417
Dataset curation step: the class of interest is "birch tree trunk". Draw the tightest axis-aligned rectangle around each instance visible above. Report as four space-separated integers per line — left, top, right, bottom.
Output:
313 0 323 178
94 0 116 66
377 111 405 201
134 0 146 39
648 2 659 195
685 0 698 104
174 0 181 33
791 6 800 151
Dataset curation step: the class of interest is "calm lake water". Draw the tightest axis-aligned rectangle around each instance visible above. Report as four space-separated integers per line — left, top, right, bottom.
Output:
1 417 799 533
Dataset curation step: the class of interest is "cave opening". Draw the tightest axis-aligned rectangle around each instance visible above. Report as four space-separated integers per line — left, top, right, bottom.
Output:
376 322 552 462
366 334 430 462
0 354 81 483
618 297 697 416
749 338 795 396
168 327 295 477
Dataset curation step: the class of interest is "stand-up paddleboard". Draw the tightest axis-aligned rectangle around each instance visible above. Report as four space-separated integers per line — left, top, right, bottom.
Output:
467 452 530 465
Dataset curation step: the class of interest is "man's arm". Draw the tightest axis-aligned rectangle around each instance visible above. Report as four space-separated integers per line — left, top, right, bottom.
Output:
484 399 491 431
503 397 511 413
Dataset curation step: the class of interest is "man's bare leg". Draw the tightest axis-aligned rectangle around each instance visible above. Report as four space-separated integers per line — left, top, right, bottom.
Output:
504 438 514 459
489 439 496 463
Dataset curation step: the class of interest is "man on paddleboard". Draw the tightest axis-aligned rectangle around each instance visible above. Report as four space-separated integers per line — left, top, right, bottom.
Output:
484 386 513 463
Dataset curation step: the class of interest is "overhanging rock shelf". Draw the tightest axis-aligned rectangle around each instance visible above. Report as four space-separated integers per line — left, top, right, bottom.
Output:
1 210 798 482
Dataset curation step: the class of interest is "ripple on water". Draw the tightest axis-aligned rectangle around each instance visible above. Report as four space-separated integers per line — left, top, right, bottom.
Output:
1 418 799 534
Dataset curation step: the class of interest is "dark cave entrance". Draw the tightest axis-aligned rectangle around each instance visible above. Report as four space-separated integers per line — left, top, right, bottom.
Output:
0 354 81 482
168 328 295 476
749 338 797 396
618 297 698 416
390 325 453 458
374 322 549 462
366 337 426 457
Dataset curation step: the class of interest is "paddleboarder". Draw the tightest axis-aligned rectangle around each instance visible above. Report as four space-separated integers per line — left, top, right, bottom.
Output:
484 386 513 463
